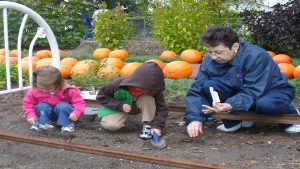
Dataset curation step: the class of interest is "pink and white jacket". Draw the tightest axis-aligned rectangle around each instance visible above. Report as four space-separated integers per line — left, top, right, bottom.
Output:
23 86 86 120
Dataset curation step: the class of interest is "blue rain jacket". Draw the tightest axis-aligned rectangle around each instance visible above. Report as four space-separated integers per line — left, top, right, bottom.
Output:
184 42 295 124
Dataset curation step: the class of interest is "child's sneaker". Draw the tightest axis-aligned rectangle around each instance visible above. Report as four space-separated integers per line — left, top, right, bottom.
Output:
139 124 152 139
30 125 40 131
61 123 75 132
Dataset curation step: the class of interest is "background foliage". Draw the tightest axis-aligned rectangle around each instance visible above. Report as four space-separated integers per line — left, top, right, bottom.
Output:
240 0 300 57
0 0 91 49
92 3 135 49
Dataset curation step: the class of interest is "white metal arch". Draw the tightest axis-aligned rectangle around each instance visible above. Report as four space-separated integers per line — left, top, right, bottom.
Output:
0 1 60 94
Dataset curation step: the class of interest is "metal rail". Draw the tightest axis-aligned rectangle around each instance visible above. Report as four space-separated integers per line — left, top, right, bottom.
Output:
0 131 243 169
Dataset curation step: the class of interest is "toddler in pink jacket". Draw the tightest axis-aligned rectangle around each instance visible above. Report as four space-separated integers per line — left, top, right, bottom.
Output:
23 66 86 132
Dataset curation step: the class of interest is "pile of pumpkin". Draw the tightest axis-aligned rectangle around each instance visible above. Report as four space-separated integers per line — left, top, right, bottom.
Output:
268 51 300 79
90 48 203 79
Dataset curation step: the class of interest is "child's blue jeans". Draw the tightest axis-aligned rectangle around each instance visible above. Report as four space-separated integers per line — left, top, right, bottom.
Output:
35 102 73 127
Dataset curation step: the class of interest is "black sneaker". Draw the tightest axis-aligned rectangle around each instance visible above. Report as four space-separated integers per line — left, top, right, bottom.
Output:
139 124 152 139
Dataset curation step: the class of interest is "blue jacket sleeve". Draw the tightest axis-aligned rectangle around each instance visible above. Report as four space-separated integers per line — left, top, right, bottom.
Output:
184 65 209 124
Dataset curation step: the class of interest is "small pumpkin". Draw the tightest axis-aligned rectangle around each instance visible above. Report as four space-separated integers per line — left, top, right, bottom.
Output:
163 61 193 79
36 58 53 69
9 49 23 58
160 51 177 59
35 50 52 59
93 48 111 59
60 64 72 79
108 49 129 60
0 48 8 55
50 50 65 60
3 57 18 64
273 54 291 63
97 65 121 78
0 55 5 63
61 57 78 67
22 56 40 64
278 63 295 79
293 65 300 79
70 63 90 78
180 49 202 63
21 60 37 74
120 62 142 77
101 58 124 69
145 59 165 70
267 51 276 57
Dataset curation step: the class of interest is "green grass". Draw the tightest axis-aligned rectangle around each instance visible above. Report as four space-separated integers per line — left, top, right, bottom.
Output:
124 55 180 63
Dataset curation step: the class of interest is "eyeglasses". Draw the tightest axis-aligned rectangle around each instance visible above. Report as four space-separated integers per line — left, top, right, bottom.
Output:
206 50 227 57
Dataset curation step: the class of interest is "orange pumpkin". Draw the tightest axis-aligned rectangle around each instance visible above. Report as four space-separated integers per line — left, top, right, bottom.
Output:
273 54 291 63
36 58 53 68
60 64 72 79
21 60 37 74
3 57 18 64
101 58 124 69
108 49 129 60
70 63 90 78
9 49 23 58
160 51 177 59
61 57 78 67
180 49 202 63
22 56 40 64
93 48 111 59
267 51 276 57
0 55 5 63
145 59 165 70
0 48 9 55
50 50 65 60
97 65 121 78
163 61 193 79
120 62 142 77
293 65 300 79
278 63 295 79
35 50 52 59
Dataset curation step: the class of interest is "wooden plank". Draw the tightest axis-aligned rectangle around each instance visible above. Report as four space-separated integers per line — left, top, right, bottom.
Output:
82 96 300 124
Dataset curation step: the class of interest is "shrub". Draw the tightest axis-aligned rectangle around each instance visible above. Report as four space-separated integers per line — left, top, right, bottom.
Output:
0 0 91 49
151 0 238 54
92 3 135 49
240 0 300 57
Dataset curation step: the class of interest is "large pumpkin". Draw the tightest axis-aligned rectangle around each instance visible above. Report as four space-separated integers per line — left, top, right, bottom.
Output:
35 50 52 59
108 49 129 60
93 48 111 59
160 51 177 59
163 61 193 79
278 63 295 79
3 57 18 64
293 65 300 79
0 48 8 55
22 56 40 64
101 58 124 69
61 57 78 67
273 54 291 63
0 55 5 63
36 58 53 69
180 49 202 63
267 51 276 57
97 65 121 78
120 62 142 77
70 63 90 78
50 50 65 60
60 64 72 79
145 59 165 70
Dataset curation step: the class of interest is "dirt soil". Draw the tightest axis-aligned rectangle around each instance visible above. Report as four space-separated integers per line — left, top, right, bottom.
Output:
1 39 300 169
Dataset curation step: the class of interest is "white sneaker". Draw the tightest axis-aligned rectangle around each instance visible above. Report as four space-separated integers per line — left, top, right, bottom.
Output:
285 124 300 134
241 121 255 128
61 124 75 132
139 124 152 139
216 123 242 132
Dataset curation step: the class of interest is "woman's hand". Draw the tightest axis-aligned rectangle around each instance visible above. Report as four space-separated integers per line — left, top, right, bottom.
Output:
187 121 203 137
122 104 131 113
69 112 78 121
151 128 161 136
202 102 232 114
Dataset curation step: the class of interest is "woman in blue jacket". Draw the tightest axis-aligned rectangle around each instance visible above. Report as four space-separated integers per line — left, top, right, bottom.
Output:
184 26 300 137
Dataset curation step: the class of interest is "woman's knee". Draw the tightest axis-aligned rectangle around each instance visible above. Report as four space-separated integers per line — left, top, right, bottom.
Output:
256 98 287 115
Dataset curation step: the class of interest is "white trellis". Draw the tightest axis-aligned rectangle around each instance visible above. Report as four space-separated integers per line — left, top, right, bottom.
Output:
0 1 60 94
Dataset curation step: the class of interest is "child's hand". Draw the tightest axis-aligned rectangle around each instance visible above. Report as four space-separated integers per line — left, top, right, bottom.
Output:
151 128 161 136
27 117 36 125
69 112 78 121
122 104 131 113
